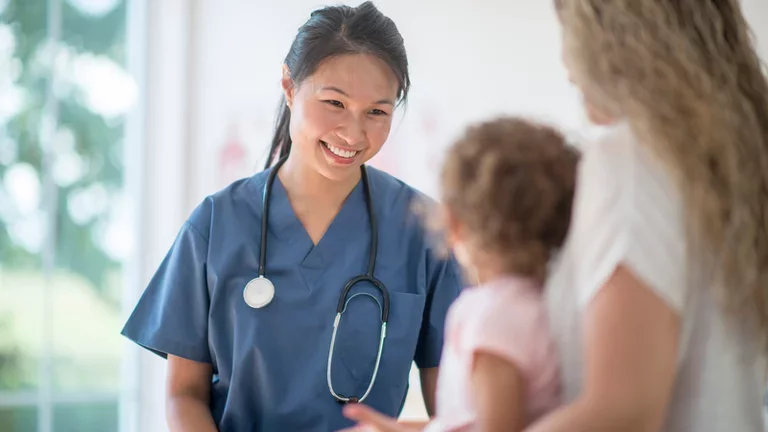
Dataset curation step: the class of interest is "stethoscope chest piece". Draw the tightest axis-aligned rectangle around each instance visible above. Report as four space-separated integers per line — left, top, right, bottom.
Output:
243 276 275 309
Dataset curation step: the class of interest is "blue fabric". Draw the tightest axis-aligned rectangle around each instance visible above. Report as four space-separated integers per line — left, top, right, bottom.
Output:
121 166 464 431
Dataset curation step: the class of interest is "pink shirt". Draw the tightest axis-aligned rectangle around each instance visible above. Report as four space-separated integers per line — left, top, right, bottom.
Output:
424 276 561 432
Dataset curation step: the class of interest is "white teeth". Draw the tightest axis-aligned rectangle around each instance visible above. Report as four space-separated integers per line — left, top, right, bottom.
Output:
325 142 358 159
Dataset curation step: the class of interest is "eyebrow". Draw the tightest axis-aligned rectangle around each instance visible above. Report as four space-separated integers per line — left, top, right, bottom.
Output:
319 86 395 106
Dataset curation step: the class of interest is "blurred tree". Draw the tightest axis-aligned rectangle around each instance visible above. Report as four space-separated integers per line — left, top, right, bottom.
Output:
0 3 128 424
0 316 21 389
0 0 127 298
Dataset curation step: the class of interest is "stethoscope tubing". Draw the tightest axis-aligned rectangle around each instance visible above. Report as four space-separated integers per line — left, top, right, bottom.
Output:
259 155 390 404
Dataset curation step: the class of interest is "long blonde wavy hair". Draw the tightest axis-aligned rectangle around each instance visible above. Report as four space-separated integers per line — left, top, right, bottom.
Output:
557 0 768 351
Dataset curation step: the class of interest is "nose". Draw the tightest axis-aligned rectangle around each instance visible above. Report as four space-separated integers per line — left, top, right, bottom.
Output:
336 114 366 147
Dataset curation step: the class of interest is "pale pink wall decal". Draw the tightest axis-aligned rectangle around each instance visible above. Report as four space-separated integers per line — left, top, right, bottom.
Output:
218 124 250 188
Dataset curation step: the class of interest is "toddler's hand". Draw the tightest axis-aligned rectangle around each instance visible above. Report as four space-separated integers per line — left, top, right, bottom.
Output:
338 404 424 432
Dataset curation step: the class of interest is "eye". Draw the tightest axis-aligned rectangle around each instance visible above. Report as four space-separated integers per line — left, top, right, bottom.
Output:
324 100 344 108
369 108 389 116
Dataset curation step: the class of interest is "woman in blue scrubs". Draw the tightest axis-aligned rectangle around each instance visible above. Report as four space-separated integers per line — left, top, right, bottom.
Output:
121 2 463 431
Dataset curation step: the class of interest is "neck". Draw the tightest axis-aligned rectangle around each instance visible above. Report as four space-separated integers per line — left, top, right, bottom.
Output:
463 251 507 285
473 261 543 287
277 154 361 204
472 265 505 286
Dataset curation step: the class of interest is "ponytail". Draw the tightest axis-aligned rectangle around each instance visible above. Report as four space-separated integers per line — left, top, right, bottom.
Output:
265 96 292 169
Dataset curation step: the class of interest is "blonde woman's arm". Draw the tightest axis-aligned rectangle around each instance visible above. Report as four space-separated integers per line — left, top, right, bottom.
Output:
526 124 690 432
526 265 679 432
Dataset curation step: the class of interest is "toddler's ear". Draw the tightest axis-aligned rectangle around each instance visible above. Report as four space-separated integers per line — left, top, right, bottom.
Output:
442 206 463 249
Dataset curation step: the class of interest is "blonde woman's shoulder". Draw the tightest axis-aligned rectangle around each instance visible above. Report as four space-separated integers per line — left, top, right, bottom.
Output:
581 121 635 165
580 121 676 194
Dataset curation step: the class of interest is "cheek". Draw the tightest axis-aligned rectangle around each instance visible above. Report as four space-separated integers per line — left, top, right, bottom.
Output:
292 102 337 141
585 103 614 126
365 118 393 150
578 91 618 126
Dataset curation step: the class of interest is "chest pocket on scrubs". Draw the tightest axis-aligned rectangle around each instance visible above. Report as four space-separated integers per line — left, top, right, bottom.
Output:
337 291 425 388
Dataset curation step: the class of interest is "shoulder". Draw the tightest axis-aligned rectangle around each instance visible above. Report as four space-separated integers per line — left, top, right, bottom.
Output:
366 166 434 208
458 279 547 331
186 171 269 242
579 122 680 207
365 167 462 276
487 280 547 324
453 280 553 365
572 122 685 245
365 166 435 232
568 122 688 309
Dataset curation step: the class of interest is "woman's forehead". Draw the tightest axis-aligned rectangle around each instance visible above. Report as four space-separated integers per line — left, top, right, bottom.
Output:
303 54 399 102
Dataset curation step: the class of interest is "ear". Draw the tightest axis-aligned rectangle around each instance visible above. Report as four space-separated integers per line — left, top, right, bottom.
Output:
281 64 295 109
442 207 465 249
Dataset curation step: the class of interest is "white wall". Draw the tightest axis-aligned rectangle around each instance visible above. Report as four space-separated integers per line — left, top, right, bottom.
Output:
187 0 587 203
187 0 768 204
744 0 768 59
128 0 194 430
134 0 768 430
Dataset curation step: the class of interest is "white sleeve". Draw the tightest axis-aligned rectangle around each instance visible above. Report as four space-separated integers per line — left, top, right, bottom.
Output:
571 127 688 311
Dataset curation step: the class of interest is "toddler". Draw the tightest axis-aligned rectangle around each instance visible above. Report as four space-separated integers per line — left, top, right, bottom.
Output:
343 117 579 432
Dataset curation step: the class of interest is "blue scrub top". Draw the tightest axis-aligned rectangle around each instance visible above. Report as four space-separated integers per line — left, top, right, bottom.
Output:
121 166 464 431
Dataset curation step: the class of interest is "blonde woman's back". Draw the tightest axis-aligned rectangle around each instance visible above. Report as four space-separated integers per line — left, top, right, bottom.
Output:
545 123 767 431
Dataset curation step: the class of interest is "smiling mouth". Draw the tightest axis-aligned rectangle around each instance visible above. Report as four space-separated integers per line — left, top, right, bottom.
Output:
321 140 360 159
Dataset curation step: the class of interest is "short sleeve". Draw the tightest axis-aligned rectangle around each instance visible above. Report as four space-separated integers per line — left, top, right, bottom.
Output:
461 293 544 374
414 252 464 369
572 125 688 311
120 217 212 363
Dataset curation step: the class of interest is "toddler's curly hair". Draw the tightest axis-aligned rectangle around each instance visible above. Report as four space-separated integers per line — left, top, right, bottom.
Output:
440 117 579 281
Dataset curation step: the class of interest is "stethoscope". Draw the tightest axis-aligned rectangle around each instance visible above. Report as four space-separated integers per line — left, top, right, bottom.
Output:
242 155 390 404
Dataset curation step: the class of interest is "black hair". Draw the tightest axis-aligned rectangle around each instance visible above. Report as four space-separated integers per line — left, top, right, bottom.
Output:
264 1 411 169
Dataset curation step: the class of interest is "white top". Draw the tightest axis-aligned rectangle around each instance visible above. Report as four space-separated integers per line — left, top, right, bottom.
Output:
545 122 767 431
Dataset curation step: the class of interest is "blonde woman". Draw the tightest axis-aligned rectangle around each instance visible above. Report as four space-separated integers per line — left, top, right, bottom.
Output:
340 1 768 431
531 1 768 431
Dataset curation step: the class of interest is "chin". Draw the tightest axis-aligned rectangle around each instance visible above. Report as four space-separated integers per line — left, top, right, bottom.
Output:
314 157 368 183
317 166 357 182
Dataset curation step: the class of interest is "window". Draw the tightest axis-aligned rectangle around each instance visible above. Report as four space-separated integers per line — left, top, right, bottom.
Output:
0 1 139 431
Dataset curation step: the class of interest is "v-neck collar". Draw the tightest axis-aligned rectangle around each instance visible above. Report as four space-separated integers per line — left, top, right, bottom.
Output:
265 171 370 269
